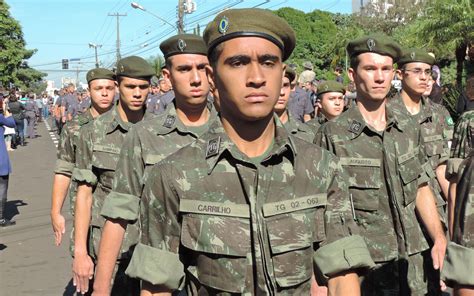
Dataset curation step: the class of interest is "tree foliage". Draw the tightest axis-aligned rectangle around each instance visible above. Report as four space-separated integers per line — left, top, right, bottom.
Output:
147 54 165 77
0 1 45 90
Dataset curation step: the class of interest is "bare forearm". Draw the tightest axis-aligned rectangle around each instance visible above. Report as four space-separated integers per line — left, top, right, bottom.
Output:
327 272 360 296
51 174 71 215
435 164 449 200
304 114 311 122
74 185 93 255
415 185 445 240
94 219 127 293
448 181 457 237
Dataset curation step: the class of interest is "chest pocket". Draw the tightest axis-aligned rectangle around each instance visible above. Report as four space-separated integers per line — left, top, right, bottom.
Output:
423 135 444 157
263 194 326 288
179 200 251 293
341 157 382 211
144 153 164 166
397 148 423 206
92 145 121 189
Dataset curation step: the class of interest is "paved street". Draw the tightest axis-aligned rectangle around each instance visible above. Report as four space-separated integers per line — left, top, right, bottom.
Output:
0 119 75 295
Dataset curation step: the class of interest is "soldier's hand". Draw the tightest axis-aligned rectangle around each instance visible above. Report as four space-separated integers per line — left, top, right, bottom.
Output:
51 212 66 246
431 235 447 271
73 253 94 295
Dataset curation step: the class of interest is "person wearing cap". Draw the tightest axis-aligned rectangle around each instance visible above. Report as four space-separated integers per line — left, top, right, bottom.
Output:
274 66 314 142
50 68 116 248
307 80 345 132
92 33 217 295
392 48 454 237
315 35 447 295
298 60 316 86
72 56 154 295
145 79 160 114
127 8 373 295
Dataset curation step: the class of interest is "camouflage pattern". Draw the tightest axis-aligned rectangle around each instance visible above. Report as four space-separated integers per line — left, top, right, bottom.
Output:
54 110 94 213
72 105 153 259
281 112 315 143
315 101 435 293
442 152 474 286
390 95 453 223
100 103 217 252
447 110 474 179
126 116 374 294
305 114 328 134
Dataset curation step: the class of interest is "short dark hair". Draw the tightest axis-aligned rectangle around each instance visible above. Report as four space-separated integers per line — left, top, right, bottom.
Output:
208 43 224 68
349 56 359 70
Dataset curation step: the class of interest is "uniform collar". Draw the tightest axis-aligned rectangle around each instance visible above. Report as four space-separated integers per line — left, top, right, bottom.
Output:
105 104 153 134
205 115 297 174
155 101 218 136
390 93 432 124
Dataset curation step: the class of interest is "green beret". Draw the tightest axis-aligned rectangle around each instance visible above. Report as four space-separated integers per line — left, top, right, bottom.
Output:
160 34 207 59
398 48 435 66
317 80 345 97
347 35 402 61
116 56 154 79
203 8 296 61
86 68 115 83
284 67 296 82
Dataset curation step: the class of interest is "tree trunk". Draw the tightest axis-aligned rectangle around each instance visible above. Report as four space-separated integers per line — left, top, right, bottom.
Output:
455 42 467 87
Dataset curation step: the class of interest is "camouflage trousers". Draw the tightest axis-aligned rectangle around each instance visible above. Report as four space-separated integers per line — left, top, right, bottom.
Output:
361 250 441 296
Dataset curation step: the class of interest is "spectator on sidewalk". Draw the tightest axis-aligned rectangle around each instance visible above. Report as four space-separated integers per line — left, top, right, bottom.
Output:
24 93 38 139
7 92 25 146
35 94 44 122
0 99 16 227
41 93 49 119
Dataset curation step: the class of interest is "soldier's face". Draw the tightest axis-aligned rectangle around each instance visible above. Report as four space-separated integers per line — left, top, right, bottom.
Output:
159 79 171 92
318 92 344 120
349 52 394 102
89 79 116 111
398 62 431 96
164 54 210 106
274 76 291 113
208 37 284 121
423 76 434 96
118 76 150 111
151 86 160 94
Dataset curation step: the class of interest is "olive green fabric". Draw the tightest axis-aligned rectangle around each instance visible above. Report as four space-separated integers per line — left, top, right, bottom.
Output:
203 8 296 61
316 80 345 97
284 66 296 82
447 110 474 179
160 34 207 59
398 48 435 67
116 56 154 79
282 112 315 143
86 68 116 83
346 34 402 61
442 242 474 286
126 116 373 294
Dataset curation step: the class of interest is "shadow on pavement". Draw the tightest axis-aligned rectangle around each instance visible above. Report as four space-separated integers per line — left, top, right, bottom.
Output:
5 199 28 220
0 243 6 251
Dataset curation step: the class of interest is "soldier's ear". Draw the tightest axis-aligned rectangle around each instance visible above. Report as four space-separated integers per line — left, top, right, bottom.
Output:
162 68 171 80
206 65 216 92
395 69 403 81
348 67 356 83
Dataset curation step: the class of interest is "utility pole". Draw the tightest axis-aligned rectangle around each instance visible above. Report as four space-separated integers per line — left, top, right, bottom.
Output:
108 12 127 65
89 43 102 68
177 0 185 33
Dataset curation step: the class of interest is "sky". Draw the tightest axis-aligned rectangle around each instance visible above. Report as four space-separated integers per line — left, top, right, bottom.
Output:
6 0 352 87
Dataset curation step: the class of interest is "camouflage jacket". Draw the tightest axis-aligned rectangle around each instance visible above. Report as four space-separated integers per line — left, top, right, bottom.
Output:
54 109 94 213
390 95 454 213
315 102 431 262
305 114 328 135
442 151 474 286
447 110 474 179
100 103 217 254
281 111 315 143
126 117 374 295
72 105 153 258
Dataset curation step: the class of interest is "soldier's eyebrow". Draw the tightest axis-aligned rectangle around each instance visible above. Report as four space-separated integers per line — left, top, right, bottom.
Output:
257 54 280 63
223 55 251 65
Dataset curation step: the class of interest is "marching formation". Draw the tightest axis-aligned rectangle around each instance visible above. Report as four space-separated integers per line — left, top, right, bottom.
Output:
46 8 473 296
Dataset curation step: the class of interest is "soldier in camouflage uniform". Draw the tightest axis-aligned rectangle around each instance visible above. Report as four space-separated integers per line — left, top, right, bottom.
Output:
306 80 345 133
126 8 374 295
71 56 155 295
442 150 474 295
50 68 115 247
447 110 474 179
274 66 314 142
392 48 454 228
92 34 217 295
315 36 447 295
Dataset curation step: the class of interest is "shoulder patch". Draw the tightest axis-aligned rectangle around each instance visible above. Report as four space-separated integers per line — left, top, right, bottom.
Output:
205 137 221 158
348 120 362 134
446 116 454 126
163 115 176 128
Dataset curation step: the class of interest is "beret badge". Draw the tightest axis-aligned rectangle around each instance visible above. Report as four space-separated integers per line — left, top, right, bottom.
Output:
367 39 376 51
218 16 229 34
178 39 187 52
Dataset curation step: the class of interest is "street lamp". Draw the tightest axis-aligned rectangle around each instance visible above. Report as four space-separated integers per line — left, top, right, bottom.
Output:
131 2 178 31
88 43 102 68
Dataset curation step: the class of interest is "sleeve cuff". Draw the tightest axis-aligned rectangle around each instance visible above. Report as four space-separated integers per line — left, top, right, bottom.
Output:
72 168 97 185
314 235 375 282
125 243 185 290
446 158 463 180
54 159 74 176
441 242 474 286
101 191 140 221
